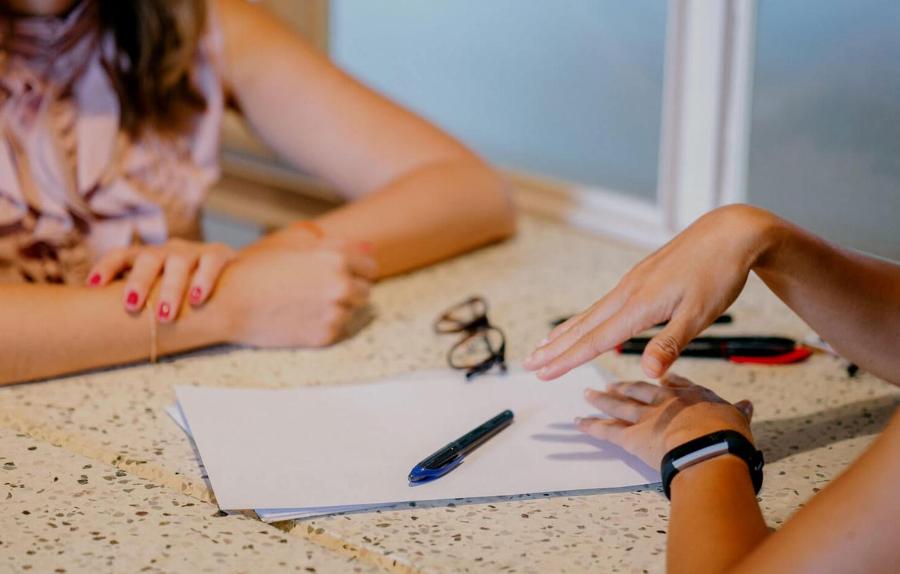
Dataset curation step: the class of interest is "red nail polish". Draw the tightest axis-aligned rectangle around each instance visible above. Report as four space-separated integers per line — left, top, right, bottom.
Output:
189 287 202 303
126 291 139 307
158 301 171 320
88 273 101 286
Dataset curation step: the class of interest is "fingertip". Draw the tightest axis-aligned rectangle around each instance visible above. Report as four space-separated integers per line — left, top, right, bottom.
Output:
536 366 555 381
523 352 541 370
87 272 101 287
157 301 173 323
124 288 141 312
641 353 665 379
189 285 205 307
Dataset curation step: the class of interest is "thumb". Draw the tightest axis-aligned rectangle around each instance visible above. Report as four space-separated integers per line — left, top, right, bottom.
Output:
641 315 694 378
734 399 754 422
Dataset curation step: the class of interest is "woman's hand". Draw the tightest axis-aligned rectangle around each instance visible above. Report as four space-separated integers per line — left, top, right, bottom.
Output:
87 239 236 322
524 205 783 380
577 374 753 468
215 239 378 348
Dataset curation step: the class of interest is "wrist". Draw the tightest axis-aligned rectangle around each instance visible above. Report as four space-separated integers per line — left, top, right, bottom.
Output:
662 429 764 499
663 404 754 453
197 267 243 345
732 205 790 273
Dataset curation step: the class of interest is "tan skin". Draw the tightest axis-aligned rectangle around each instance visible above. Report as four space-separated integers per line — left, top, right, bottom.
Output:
527 205 900 573
0 0 515 385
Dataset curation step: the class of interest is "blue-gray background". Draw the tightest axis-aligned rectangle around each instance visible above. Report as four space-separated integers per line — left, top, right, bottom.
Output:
330 1 900 259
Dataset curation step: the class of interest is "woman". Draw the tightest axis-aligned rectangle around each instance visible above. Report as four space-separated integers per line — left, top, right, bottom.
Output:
526 205 900 573
0 0 515 384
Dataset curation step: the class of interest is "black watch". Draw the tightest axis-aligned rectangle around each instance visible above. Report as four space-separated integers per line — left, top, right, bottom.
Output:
660 430 764 500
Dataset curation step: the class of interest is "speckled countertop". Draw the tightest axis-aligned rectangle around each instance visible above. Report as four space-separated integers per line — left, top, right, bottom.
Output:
2 214 898 574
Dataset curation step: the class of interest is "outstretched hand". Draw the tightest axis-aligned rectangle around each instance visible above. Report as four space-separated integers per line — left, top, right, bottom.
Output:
524 205 779 380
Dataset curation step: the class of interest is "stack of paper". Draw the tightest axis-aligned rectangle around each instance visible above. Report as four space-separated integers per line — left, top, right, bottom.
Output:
169 367 658 522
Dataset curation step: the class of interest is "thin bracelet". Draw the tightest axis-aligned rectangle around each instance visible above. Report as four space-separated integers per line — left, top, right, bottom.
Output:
289 220 325 239
148 298 158 364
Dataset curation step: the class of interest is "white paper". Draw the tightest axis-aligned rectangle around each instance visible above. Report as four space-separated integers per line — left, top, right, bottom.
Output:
166 405 395 521
175 367 659 514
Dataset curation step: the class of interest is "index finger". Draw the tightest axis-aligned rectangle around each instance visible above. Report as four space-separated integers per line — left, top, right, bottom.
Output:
535 308 641 380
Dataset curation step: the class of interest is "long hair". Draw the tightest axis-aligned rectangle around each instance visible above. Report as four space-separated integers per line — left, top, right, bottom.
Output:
99 0 208 135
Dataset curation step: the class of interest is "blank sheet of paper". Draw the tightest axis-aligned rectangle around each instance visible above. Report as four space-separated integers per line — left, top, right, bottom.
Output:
175 367 659 512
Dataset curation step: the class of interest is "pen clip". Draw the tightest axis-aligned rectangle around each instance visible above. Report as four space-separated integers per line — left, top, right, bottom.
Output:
729 347 812 365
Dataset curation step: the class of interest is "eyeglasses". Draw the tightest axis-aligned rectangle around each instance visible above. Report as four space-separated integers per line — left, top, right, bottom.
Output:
434 296 507 380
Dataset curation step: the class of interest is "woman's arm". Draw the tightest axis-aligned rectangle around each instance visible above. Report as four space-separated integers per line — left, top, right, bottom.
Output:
526 205 900 385
0 282 222 385
728 408 900 574
580 375 900 574
753 215 900 385
0 242 375 385
216 0 515 277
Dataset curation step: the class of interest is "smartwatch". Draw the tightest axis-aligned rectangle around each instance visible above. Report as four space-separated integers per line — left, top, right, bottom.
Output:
660 430 764 500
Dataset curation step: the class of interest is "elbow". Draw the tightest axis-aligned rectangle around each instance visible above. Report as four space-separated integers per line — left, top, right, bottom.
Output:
474 162 518 241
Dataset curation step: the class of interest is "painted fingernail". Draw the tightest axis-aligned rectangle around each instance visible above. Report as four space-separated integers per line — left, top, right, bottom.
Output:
189 287 203 304
157 301 171 320
88 273 101 286
126 290 139 308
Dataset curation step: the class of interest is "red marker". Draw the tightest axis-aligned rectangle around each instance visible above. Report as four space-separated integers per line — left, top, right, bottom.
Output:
616 336 812 365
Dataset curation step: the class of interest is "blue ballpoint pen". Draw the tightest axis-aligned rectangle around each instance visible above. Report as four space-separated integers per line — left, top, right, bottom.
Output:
408 409 514 483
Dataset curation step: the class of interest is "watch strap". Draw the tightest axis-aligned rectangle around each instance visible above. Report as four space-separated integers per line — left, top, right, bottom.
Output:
660 430 764 500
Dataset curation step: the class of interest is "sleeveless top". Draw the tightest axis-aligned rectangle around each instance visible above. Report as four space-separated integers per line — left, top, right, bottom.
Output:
0 0 224 284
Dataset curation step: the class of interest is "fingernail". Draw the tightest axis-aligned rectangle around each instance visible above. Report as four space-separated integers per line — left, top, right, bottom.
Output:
189 287 203 304
157 301 171 320
574 417 584 426
357 241 374 254
88 273 101 286
125 290 139 308
523 352 537 368
583 388 592 398
644 355 663 377
537 367 550 379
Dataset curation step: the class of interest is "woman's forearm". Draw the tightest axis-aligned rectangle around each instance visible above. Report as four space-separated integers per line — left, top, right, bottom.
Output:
314 158 515 277
668 456 769 574
752 212 900 384
0 283 226 385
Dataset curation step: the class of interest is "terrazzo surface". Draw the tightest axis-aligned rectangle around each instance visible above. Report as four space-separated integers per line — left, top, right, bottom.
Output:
2 214 897 573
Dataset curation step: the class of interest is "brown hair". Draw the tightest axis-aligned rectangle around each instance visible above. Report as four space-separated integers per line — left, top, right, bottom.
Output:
99 0 208 135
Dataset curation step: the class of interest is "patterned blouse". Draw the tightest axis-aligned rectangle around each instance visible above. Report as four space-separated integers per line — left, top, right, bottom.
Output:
0 0 223 284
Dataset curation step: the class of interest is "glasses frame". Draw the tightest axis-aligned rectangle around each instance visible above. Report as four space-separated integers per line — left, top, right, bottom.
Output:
434 296 508 380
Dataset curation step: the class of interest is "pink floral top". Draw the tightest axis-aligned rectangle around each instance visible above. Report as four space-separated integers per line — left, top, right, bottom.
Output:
0 0 223 284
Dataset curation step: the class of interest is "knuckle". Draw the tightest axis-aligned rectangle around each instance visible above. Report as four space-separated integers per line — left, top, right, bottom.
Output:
166 238 188 250
585 330 607 353
331 278 352 300
651 334 681 359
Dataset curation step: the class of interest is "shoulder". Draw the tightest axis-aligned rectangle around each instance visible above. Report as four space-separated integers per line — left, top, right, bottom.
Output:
212 0 304 89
